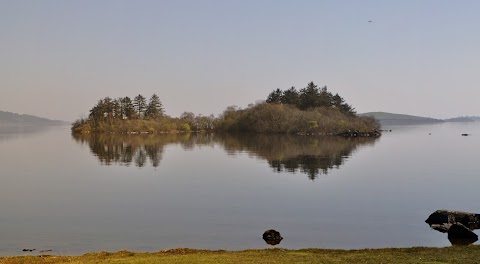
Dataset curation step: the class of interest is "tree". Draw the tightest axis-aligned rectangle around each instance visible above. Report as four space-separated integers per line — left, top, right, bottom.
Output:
113 98 122 120
318 86 333 107
121 96 136 119
299 82 320 109
145 94 164 119
340 103 356 115
266 88 283 104
332 93 344 109
102 97 114 122
88 97 115 124
195 114 215 130
281 87 300 106
180 112 196 130
331 93 355 115
133 94 147 118
262 81 358 117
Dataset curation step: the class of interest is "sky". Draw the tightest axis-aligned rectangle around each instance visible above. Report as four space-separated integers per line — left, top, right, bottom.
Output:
1 0 479 121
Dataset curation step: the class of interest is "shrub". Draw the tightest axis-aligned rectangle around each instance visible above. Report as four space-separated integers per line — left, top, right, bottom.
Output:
182 123 191 132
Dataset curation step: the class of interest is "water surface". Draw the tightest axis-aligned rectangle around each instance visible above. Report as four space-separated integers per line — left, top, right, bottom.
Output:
0 122 479 255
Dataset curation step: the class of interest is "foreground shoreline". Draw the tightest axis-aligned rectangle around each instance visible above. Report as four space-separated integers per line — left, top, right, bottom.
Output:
2 246 480 263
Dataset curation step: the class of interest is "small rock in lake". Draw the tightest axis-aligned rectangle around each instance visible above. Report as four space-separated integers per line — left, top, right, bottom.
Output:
263 229 283 246
22 248 36 252
462 134 470 136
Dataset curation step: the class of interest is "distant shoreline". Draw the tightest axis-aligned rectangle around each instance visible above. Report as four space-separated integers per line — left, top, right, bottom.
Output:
360 111 480 126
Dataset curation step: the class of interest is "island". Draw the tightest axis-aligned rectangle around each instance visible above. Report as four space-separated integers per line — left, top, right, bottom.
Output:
71 82 380 136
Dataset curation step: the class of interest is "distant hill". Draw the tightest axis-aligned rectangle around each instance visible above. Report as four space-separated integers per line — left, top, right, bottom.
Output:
444 116 480 122
443 117 475 122
0 111 69 127
359 112 444 126
465 116 480 121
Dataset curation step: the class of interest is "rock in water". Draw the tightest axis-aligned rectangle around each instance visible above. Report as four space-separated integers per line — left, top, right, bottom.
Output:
263 229 283 246
425 210 480 231
448 222 478 245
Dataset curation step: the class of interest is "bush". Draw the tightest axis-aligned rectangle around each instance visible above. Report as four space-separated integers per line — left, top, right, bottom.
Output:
215 103 379 134
182 123 191 132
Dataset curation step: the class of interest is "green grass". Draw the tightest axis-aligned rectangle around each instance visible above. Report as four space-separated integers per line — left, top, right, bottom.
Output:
2 247 480 264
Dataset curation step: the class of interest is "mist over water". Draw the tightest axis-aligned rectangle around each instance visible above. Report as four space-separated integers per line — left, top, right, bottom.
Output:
0 122 479 255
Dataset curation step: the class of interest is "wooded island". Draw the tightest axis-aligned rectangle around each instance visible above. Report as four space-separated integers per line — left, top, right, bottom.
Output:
71 82 380 135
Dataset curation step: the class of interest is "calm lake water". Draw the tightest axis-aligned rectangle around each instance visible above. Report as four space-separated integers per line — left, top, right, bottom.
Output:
0 122 479 255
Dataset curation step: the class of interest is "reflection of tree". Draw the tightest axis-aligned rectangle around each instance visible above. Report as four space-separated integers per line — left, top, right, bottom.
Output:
145 145 161 167
134 148 147 167
217 134 376 180
270 155 343 180
72 133 377 178
72 133 216 167
73 134 167 167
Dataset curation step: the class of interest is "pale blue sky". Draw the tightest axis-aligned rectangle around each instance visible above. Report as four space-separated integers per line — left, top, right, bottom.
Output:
1 0 479 121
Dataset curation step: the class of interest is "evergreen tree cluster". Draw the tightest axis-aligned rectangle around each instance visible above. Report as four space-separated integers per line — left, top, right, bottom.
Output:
266 82 355 115
71 93 218 134
88 94 164 124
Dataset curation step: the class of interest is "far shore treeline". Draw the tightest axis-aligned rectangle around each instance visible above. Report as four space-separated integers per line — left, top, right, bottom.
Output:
71 82 380 135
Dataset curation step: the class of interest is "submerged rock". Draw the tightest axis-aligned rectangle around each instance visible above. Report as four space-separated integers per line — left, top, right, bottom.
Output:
336 129 381 138
263 229 283 246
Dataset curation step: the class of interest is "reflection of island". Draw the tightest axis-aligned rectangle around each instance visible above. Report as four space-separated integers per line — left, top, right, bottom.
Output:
72 133 377 179
217 134 376 180
73 133 197 167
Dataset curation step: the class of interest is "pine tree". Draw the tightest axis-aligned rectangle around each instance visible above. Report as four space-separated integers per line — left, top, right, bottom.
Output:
299 82 320 109
266 88 283 104
318 86 333 107
133 94 147 119
113 98 122 119
122 96 136 119
145 94 164 119
281 87 300 106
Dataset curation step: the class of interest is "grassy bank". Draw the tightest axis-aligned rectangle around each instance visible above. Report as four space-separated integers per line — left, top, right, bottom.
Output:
2 247 480 264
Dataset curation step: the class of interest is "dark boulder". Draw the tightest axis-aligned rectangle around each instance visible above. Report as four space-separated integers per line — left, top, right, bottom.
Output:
263 229 283 246
425 210 480 231
448 222 478 245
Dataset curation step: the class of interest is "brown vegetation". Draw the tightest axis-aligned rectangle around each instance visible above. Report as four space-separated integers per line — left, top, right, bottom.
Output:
215 103 379 134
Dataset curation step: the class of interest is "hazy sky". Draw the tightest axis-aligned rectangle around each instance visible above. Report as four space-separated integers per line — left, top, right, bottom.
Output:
1 0 479 121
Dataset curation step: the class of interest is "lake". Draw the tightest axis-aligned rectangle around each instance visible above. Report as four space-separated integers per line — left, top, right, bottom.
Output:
0 122 479 255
